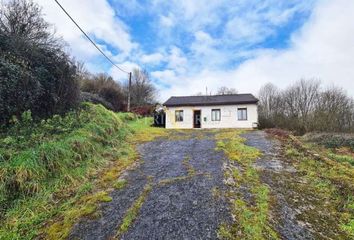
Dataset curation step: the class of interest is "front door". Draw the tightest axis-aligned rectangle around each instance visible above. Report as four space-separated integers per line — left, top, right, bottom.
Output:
193 110 201 128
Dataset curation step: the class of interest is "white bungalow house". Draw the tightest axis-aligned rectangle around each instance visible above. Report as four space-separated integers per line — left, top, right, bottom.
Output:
163 94 258 129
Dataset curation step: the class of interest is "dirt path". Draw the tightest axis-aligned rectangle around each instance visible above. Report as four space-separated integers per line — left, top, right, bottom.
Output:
242 131 347 240
68 131 230 239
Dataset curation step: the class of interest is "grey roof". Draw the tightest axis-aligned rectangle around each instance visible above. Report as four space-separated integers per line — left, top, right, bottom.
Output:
163 94 258 107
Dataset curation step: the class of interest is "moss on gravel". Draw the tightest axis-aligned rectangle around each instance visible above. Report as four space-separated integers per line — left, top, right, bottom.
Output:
116 180 153 237
216 130 278 240
270 132 354 238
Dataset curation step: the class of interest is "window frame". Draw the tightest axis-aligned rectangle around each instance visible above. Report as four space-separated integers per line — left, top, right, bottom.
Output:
175 110 184 122
211 109 221 121
237 108 248 121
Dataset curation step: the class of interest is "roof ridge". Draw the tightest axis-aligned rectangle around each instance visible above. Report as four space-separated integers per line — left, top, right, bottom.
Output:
164 93 258 107
170 93 252 98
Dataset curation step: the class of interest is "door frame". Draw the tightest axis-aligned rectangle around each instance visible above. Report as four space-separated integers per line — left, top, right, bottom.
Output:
193 110 201 128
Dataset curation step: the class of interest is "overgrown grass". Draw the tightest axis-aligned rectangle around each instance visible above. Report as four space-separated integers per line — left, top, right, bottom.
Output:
328 153 354 166
113 179 128 190
282 136 354 238
216 130 278 239
0 103 151 239
127 117 168 143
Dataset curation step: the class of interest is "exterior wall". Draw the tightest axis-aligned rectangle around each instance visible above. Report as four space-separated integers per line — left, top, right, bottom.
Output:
165 104 258 129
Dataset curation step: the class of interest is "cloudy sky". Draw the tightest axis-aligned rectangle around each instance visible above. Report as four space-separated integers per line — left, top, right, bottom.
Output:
35 0 354 101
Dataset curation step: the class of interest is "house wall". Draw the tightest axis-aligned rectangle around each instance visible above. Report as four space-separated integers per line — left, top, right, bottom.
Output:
165 104 258 129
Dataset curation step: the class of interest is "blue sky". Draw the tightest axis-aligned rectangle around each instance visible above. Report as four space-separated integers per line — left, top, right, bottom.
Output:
36 0 354 101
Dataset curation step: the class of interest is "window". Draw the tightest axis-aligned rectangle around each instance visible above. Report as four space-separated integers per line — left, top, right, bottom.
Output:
211 109 221 121
237 108 247 120
175 110 184 122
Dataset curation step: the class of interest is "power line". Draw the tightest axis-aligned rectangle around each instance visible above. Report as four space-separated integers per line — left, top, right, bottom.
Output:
54 0 130 74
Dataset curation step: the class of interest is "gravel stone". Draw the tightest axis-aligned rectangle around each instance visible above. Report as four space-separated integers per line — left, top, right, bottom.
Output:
68 131 231 240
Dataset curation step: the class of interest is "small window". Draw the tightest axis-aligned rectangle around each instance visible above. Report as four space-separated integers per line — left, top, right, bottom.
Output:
237 108 247 120
211 109 221 121
175 110 184 122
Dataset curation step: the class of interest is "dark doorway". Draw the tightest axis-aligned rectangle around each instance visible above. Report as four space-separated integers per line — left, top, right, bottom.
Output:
193 110 201 128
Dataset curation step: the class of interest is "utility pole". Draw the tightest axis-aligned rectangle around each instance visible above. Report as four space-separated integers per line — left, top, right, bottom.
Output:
127 72 132 112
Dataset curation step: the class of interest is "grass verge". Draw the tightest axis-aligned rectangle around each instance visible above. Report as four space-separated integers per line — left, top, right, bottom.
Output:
0 103 165 239
281 135 354 238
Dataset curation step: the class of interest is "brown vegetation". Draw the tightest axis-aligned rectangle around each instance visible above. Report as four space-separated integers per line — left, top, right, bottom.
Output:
258 79 354 134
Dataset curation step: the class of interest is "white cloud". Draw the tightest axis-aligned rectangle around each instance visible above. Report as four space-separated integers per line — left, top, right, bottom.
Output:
141 53 164 64
152 0 226 33
109 61 140 83
34 0 137 66
166 46 187 73
225 17 272 44
156 0 354 101
159 14 175 28
29 0 354 103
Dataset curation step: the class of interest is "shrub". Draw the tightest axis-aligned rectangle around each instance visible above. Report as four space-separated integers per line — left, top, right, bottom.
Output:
130 105 154 116
80 73 125 112
80 92 114 111
0 0 80 125
264 128 290 138
303 132 354 151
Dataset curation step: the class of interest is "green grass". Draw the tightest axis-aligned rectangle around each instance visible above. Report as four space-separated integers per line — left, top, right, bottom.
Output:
0 103 162 239
116 181 153 237
328 153 354 166
283 138 354 238
216 130 278 240
126 117 168 142
113 179 128 190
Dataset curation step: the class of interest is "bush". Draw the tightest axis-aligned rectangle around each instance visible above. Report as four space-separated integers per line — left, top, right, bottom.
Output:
80 73 125 111
130 105 154 116
303 132 354 151
0 0 80 126
80 92 114 111
264 128 290 138
258 81 354 134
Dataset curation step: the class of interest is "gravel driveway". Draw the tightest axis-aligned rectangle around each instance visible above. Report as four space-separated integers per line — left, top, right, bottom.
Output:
68 131 231 240
67 129 347 240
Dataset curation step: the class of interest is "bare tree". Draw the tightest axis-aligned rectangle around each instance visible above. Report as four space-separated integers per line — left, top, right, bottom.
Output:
216 86 238 95
313 86 354 132
126 68 156 107
283 79 320 132
0 0 59 46
258 83 284 128
258 79 354 134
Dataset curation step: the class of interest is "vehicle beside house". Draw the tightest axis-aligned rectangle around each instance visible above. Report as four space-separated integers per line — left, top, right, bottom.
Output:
163 94 258 129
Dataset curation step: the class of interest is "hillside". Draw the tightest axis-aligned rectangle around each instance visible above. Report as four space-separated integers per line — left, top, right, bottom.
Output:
0 103 157 239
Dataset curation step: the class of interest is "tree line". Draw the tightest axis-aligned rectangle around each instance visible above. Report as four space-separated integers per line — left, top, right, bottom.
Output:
258 79 354 134
78 65 156 112
0 0 156 126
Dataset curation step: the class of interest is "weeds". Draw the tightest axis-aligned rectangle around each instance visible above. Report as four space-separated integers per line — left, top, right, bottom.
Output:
216 130 278 239
127 117 168 142
113 179 128 190
278 134 354 238
182 156 196 176
328 153 354 166
45 191 112 239
116 180 153 237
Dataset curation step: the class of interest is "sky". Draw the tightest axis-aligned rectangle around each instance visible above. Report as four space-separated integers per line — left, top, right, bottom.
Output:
34 0 354 101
